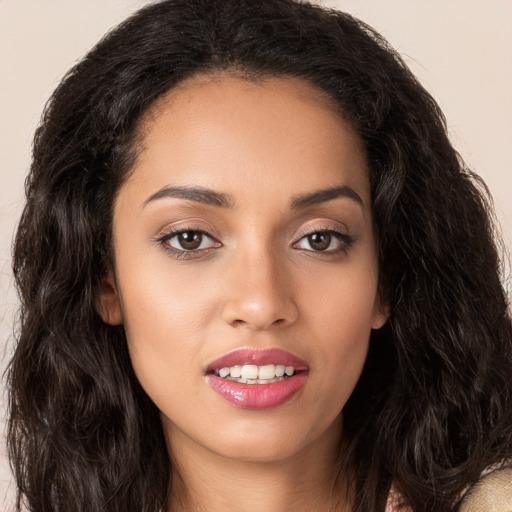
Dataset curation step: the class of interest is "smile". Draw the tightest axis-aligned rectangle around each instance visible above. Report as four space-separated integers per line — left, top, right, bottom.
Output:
216 364 296 383
206 348 309 409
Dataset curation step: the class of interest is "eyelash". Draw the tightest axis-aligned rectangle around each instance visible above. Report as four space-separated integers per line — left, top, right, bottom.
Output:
154 226 354 260
155 227 221 260
291 227 354 256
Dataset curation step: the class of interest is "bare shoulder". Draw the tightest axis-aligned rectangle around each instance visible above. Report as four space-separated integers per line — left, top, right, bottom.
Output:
459 467 512 512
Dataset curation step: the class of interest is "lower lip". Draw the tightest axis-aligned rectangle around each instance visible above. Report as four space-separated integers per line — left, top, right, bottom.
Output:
206 374 308 410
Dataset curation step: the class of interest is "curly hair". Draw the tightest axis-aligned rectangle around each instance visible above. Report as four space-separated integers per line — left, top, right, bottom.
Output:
8 0 512 511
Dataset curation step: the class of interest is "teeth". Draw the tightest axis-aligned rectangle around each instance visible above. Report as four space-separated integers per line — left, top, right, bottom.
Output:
230 365 242 378
219 367 230 378
216 363 296 382
258 364 276 380
240 365 258 379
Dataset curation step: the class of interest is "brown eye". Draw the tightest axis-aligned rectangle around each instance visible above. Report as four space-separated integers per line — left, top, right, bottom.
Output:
177 232 203 250
294 230 351 253
307 232 331 251
165 230 216 251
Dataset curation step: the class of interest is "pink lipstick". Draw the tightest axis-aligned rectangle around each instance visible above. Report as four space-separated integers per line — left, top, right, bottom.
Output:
205 348 309 409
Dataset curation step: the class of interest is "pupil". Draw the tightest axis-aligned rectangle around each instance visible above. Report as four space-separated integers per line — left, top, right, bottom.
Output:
309 232 331 251
178 231 202 250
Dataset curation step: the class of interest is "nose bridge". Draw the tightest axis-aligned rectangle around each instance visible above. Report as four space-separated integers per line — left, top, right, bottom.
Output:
221 238 298 330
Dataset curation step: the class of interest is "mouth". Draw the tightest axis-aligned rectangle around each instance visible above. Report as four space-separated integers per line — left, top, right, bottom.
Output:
210 363 298 384
205 348 309 410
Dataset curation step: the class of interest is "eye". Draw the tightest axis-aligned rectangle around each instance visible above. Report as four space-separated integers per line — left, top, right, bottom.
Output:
160 230 219 252
293 230 351 252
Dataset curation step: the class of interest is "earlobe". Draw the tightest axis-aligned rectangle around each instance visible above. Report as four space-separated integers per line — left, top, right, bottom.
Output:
371 300 390 330
96 272 123 325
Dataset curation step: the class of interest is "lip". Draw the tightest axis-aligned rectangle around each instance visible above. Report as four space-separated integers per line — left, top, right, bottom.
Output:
205 348 309 410
206 347 309 372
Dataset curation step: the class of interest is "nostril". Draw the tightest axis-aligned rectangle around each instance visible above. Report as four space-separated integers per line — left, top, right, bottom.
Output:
222 294 299 330
228 317 287 329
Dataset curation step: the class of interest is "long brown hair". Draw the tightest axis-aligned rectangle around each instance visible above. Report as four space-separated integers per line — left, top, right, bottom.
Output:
9 1 512 510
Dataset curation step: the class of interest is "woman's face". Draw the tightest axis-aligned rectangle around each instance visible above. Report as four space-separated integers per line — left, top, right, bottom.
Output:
101 75 387 462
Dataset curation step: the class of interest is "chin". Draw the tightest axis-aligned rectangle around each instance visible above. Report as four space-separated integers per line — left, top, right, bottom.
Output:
200 412 341 465
220 436 305 463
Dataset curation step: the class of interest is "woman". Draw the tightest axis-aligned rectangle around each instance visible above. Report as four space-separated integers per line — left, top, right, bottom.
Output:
8 0 512 510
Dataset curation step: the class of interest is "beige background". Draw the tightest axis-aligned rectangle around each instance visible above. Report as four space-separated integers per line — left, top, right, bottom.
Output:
1 1 511 508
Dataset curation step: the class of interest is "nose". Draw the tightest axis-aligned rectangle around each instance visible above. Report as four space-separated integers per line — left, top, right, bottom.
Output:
221 247 299 330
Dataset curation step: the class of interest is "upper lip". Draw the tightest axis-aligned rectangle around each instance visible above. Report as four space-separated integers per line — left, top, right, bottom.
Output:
206 348 309 373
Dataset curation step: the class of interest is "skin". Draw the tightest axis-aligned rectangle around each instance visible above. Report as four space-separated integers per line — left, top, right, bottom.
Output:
99 75 388 511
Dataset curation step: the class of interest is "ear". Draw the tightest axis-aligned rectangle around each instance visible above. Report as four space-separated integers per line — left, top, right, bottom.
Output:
371 295 390 330
96 271 123 325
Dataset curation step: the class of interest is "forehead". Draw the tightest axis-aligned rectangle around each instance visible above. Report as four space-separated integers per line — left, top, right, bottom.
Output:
122 74 370 209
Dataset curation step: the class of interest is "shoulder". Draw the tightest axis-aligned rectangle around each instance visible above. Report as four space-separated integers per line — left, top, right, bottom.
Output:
385 466 512 512
459 466 512 512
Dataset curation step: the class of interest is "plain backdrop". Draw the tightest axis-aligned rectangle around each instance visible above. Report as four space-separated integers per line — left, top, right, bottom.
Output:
1 1 511 509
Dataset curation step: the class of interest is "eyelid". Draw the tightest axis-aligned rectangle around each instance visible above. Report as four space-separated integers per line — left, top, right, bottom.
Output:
152 219 218 241
166 230 217 248
291 221 354 254
291 220 350 243
152 219 353 259
152 223 222 258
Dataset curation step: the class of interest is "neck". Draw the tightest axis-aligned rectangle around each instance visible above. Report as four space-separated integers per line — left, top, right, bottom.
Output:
164 415 353 512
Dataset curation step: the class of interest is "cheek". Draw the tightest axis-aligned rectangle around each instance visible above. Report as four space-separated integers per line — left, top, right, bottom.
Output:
117 245 219 333
119 286 210 429
301 260 378 405
303 252 379 340
114 255 221 398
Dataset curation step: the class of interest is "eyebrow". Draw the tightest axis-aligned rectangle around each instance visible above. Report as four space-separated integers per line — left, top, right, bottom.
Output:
143 183 363 210
290 185 363 209
143 185 234 208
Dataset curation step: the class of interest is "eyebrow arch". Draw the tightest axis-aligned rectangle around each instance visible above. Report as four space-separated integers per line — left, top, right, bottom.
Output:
143 185 234 208
290 185 363 210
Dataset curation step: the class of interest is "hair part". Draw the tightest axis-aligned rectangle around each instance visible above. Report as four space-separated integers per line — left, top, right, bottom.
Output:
9 1 512 511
